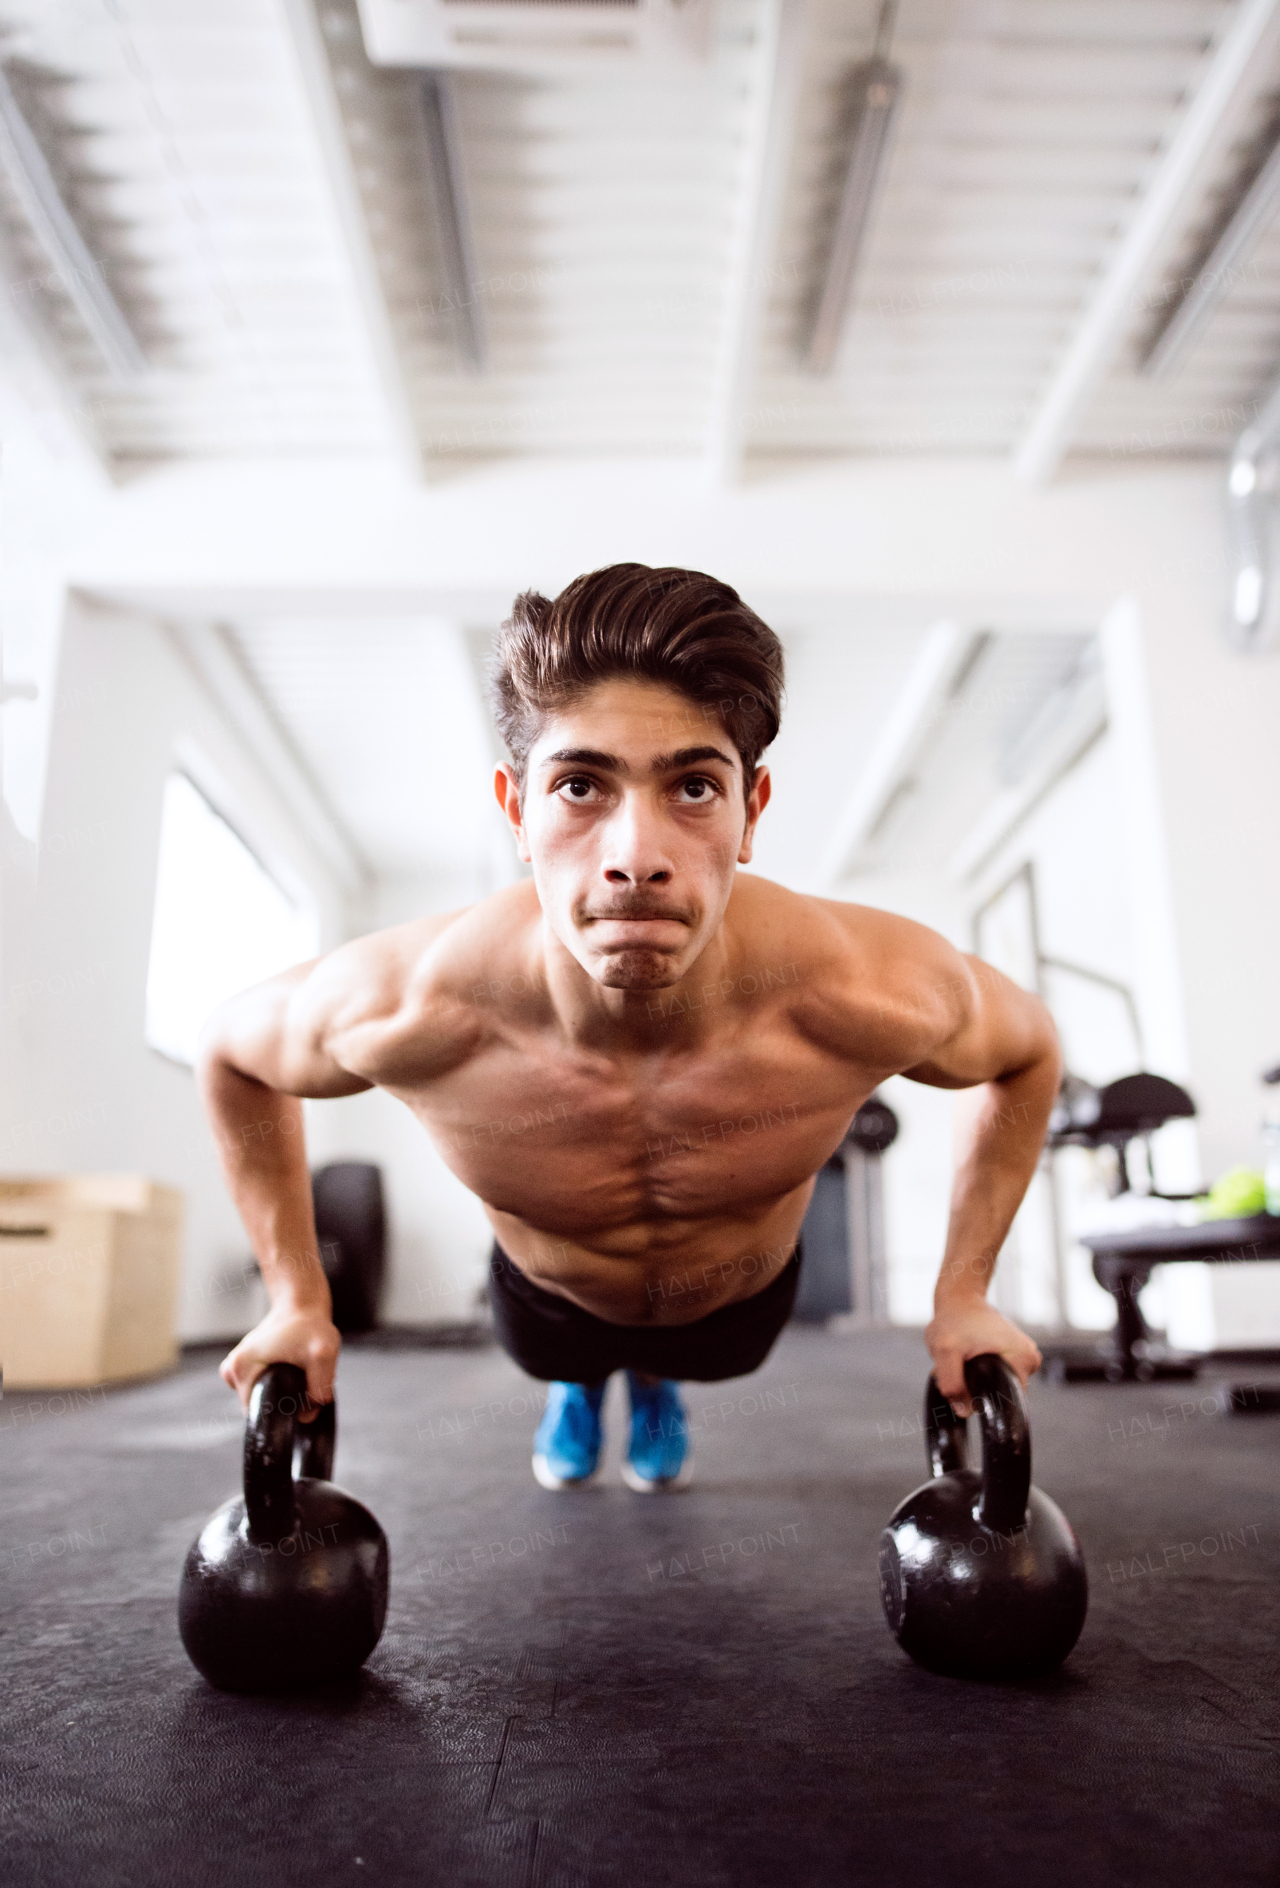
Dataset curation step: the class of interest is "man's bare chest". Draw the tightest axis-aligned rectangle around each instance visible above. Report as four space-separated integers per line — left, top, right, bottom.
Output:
388 1026 873 1231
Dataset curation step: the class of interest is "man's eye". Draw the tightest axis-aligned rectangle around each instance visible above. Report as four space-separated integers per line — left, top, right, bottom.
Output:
677 777 716 802
557 776 598 802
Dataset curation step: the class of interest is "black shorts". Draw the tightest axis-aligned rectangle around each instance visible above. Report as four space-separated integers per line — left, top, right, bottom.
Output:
487 1243 801 1384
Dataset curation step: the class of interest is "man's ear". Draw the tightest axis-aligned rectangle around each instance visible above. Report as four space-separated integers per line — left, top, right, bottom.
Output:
737 765 772 865
494 765 532 863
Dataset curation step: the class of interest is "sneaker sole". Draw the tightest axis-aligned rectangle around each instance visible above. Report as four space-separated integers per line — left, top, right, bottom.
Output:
620 1458 693 1494
532 1452 600 1492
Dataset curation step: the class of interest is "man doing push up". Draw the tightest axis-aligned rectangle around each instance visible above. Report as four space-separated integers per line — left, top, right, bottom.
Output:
202 565 1057 1491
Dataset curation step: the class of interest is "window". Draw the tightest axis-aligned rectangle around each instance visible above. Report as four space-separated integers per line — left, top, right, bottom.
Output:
145 773 319 1067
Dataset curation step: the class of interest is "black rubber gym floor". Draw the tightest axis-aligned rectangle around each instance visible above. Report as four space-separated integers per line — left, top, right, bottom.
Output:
3 1325 1277 1887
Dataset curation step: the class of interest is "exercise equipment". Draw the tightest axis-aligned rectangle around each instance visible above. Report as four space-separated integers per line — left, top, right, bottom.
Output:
178 1363 389 1693
1043 1070 1203 1381
1076 1215 1280 1385
1047 1070 1195 1193
878 1353 1087 1680
313 1161 387 1333
795 1097 899 1324
847 1095 899 1156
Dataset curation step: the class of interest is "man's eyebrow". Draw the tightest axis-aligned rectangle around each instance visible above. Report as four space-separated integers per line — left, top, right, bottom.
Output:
649 746 736 772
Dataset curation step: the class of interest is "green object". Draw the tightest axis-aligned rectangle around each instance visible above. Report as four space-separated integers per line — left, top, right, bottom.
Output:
1198 1166 1268 1221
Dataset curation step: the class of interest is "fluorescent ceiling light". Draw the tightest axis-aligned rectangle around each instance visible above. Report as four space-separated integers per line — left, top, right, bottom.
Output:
804 51 902 374
1234 563 1264 624
1140 114 1280 377
0 65 146 381
418 70 486 371
1225 375 1280 651
356 0 712 72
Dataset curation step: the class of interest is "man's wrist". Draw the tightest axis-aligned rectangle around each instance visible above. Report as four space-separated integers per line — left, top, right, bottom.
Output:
262 1249 331 1312
933 1297 989 1322
934 1273 991 1311
935 1250 994 1300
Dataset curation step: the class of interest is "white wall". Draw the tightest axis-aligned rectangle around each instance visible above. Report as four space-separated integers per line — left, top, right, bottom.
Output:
1 420 105 847
1 420 106 1182
8 596 356 1340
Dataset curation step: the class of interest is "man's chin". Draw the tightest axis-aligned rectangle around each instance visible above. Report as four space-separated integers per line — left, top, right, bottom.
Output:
591 948 685 992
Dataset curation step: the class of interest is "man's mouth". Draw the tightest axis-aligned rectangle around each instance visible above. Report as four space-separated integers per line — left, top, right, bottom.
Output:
586 910 687 926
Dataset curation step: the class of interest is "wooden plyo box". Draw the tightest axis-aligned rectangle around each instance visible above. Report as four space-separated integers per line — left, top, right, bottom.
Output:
0 1174 184 1389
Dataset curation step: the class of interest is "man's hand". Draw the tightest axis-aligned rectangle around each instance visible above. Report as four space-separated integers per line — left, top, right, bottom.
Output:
925 1297 1042 1417
219 1301 341 1416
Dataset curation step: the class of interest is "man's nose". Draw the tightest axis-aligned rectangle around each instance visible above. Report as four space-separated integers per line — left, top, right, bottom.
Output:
601 793 673 884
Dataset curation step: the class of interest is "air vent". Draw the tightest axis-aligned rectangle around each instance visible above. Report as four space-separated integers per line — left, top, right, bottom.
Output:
356 0 710 69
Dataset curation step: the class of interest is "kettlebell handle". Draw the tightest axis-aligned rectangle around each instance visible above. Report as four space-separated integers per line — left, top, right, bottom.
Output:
244 1363 337 1543
924 1352 1031 1534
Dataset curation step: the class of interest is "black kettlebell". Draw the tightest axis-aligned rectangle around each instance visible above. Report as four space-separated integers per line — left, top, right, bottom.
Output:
178 1363 389 1693
878 1353 1087 1680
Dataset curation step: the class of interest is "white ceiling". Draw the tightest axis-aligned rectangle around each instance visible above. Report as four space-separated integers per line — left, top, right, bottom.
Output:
756 0 1266 457
3 1 1264 894
0 0 1276 470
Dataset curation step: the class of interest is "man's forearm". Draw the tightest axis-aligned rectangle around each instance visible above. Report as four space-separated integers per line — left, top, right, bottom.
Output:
199 1053 331 1313
935 1049 1060 1308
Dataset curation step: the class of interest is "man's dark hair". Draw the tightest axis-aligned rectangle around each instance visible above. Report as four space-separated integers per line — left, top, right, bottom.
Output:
488 563 785 794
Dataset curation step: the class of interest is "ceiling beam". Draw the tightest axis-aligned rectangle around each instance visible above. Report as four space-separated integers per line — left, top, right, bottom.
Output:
278 0 427 482
812 620 967 891
804 54 903 373
704 0 809 485
1012 0 1280 487
949 669 1108 885
0 218 113 476
163 617 373 897
1140 116 1280 376
418 73 487 373
0 66 147 383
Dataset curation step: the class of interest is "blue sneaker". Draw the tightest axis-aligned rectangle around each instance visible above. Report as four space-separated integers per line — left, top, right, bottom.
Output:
532 1381 606 1490
622 1374 691 1492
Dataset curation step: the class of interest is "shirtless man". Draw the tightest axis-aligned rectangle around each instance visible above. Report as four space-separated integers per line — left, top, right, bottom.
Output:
202 564 1056 1493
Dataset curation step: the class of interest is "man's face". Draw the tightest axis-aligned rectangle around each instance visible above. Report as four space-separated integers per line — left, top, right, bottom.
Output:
494 677 771 992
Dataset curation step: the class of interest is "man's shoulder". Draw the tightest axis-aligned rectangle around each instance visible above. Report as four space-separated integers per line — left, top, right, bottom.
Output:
317 882 543 1050
730 875 958 975
730 876 973 1062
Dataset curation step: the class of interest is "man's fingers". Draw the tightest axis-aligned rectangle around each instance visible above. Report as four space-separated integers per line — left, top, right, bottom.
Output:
1007 1339 1043 1388
304 1335 338 1411
219 1345 252 1409
932 1351 971 1417
298 1367 334 1421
